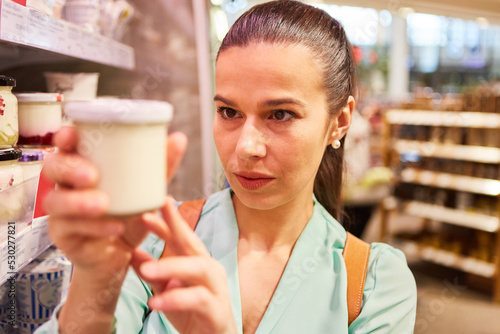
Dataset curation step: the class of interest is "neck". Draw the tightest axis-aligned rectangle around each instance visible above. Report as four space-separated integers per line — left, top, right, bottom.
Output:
232 190 314 251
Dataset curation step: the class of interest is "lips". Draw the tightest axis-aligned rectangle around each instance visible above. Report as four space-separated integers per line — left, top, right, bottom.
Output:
234 172 275 191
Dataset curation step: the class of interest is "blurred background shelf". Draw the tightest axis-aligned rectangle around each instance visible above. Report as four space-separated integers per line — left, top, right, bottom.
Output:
395 238 496 278
400 168 500 196
394 140 500 164
0 0 135 70
386 110 500 128
401 200 499 232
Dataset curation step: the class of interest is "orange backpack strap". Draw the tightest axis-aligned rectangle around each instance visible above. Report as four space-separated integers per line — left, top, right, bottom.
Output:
178 198 207 230
161 199 207 258
343 232 371 326
173 200 371 327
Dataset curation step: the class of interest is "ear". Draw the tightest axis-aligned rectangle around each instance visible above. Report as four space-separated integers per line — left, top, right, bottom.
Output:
328 95 355 144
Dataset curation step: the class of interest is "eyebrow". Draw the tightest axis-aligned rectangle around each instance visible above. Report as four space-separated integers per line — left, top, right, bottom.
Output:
213 95 306 108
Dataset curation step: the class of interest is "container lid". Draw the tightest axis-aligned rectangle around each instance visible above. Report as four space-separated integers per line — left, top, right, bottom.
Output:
65 99 173 124
18 149 44 162
0 148 22 161
0 75 16 87
15 92 63 102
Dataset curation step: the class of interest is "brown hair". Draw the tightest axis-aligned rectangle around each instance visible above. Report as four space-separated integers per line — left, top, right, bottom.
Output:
217 0 357 223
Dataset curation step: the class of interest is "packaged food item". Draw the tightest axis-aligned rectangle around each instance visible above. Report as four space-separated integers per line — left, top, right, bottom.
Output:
65 99 173 216
16 247 72 333
44 72 99 101
101 0 134 41
62 0 101 33
26 0 67 17
0 76 18 148
0 148 24 225
16 93 63 147
18 149 45 216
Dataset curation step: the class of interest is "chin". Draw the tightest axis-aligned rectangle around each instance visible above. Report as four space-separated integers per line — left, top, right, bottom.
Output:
230 185 286 211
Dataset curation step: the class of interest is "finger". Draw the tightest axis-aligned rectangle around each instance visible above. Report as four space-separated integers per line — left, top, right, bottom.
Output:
43 152 99 188
141 212 173 243
148 285 212 313
130 248 155 272
161 199 209 256
138 256 221 293
119 215 153 250
48 217 124 244
141 211 189 259
166 132 188 183
131 249 170 295
53 126 79 153
44 188 108 217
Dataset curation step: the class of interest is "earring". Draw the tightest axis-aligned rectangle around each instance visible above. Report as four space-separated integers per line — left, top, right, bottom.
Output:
332 140 341 149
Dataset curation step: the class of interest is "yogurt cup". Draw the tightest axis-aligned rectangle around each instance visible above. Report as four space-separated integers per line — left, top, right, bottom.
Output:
65 99 173 216
16 93 63 147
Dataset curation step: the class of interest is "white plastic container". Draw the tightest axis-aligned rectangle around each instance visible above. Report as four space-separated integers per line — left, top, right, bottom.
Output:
65 99 173 216
62 0 101 33
0 76 18 148
44 72 99 101
16 93 63 147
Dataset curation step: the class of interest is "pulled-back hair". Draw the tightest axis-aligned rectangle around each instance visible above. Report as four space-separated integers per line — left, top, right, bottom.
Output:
217 0 357 223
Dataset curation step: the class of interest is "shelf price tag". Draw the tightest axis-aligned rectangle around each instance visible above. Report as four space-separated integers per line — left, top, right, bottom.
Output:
30 217 51 258
27 9 51 49
0 0 28 43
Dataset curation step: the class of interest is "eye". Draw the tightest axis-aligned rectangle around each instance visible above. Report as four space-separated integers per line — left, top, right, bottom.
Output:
270 110 295 121
217 107 241 119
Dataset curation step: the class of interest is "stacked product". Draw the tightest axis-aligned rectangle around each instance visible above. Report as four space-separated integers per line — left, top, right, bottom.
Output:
0 76 25 236
14 92 63 219
0 247 72 333
61 0 134 40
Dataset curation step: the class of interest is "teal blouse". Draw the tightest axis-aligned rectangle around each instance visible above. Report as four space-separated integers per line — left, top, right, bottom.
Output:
37 188 417 333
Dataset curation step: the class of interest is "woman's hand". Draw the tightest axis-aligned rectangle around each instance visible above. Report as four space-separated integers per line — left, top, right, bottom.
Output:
44 127 188 277
131 200 238 334
42 126 188 333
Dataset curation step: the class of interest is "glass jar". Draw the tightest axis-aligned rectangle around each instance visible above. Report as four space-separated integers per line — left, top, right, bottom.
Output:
0 148 24 224
16 93 63 147
0 76 18 148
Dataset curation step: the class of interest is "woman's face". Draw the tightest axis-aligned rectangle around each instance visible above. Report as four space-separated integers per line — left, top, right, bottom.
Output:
213 42 340 210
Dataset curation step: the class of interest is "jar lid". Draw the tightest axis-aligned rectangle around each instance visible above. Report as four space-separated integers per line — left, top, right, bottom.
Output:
15 92 63 102
18 149 44 162
0 75 16 87
65 99 173 124
0 148 22 161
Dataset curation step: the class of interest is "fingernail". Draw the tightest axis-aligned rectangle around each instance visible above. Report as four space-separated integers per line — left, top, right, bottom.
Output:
141 262 157 276
149 297 164 309
142 213 157 222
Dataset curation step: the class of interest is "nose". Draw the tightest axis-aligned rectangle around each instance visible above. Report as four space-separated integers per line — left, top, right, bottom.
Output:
235 122 266 160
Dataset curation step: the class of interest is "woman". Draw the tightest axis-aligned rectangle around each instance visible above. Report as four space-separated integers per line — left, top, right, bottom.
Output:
37 1 416 333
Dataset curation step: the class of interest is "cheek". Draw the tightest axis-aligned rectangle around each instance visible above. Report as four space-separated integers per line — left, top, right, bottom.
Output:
276 137 324 179
213 124 235 164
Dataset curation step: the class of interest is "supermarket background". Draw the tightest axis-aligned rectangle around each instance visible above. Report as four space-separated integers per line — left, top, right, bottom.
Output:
1 0 500 332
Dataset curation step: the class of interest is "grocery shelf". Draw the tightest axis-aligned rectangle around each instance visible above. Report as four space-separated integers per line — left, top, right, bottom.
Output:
394 140 500 164
400 168 500 196
401 200 499 232
395 238 496 278
386 109 500 128
0 0 135 70
0 216 51 286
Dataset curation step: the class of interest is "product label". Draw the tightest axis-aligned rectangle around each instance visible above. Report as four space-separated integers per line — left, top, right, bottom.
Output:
0 95 4 116
0 0 29 43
